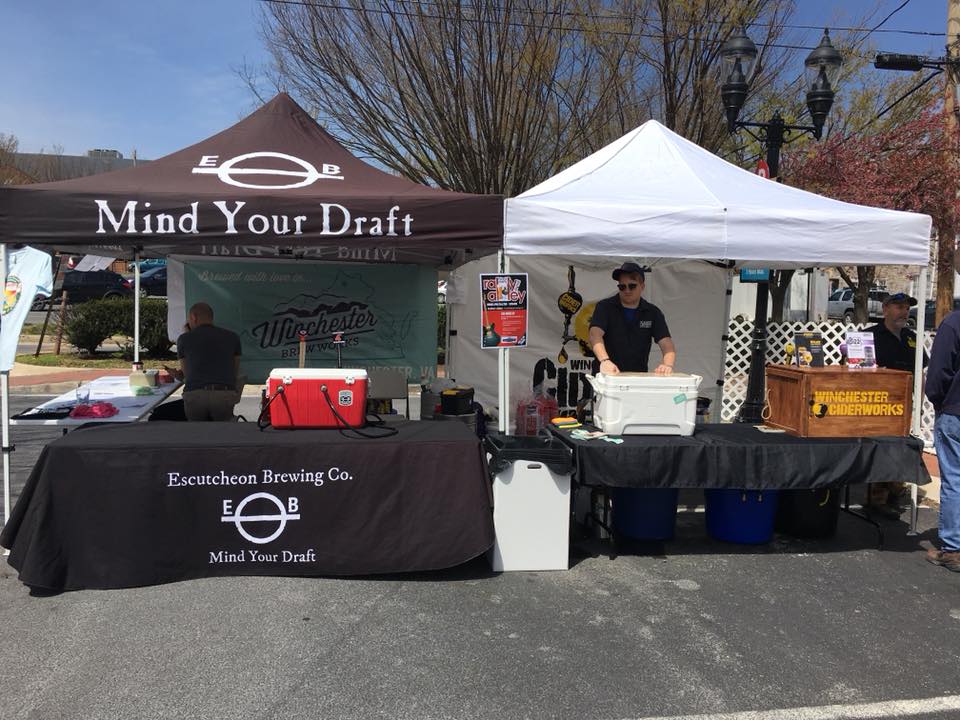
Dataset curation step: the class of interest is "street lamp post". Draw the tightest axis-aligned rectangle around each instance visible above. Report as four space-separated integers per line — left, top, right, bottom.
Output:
721 28 842 423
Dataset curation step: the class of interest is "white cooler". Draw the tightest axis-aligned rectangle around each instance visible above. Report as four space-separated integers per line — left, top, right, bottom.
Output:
585 372 702 436
487 447 571 572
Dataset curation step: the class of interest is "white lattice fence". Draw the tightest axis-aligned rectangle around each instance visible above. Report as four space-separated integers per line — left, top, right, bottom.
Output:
721 320 935 447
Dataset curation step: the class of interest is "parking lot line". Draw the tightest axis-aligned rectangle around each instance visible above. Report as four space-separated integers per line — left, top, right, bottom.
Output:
627 694 960 720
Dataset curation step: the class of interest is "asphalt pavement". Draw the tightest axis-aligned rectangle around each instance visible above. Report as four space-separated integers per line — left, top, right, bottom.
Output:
1 393 959 720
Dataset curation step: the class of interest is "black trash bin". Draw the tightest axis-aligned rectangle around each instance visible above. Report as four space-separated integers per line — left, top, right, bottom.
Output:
775 486 842 539
484 432 573 476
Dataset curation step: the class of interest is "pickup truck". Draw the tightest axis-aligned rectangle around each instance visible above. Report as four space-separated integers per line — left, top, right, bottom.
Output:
910 298 960 329
827 288 888 322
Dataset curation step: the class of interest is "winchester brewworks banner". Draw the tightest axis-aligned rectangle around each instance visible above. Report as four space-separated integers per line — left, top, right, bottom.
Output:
178 259 437 383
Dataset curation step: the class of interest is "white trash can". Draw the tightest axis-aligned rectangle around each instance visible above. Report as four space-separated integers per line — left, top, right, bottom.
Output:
486 434 572 572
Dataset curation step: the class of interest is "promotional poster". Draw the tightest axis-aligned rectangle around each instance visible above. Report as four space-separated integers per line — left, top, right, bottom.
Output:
846 330 877 370
793 331 825 368
479 273 528 349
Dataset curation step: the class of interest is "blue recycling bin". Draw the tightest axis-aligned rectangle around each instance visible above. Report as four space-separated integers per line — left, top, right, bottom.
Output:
704 489 779 544
612 487 680 541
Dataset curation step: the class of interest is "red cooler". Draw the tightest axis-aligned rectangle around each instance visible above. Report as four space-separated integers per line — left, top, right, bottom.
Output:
267 368 368 429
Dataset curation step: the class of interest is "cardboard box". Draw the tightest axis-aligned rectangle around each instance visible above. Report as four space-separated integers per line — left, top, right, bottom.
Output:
764 364 912 437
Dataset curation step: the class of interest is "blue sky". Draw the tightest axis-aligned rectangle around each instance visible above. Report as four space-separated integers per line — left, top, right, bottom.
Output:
0 0 946 160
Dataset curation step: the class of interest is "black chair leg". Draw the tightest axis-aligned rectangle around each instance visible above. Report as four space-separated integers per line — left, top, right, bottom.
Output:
841 484 884 550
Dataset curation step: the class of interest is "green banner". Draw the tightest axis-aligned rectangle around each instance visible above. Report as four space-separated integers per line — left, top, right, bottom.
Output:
183 260 437 384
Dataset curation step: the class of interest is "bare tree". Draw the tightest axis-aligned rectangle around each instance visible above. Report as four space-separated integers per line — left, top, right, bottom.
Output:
30 144 68 183
255 1 640 195
251 0 803 193
0 133 28 185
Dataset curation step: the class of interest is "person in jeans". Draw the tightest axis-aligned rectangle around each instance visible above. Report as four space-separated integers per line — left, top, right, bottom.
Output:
924 307 960 571
167 302 242 422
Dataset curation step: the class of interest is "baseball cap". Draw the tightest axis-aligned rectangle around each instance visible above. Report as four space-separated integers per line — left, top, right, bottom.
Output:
882 292 917 307
612 262 646 281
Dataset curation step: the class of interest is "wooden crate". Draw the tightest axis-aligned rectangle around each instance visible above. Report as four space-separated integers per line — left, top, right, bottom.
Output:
764 364 913 437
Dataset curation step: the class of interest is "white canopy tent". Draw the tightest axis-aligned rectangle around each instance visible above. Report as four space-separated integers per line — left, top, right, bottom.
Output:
506 120 931 267
502 119 933 531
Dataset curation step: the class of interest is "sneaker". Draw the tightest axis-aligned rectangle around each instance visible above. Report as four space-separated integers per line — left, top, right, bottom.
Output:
926 548 960 572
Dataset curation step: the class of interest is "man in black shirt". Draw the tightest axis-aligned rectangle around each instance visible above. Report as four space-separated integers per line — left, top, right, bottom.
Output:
588 262 675 375
866 291 927 517
168 302 243 421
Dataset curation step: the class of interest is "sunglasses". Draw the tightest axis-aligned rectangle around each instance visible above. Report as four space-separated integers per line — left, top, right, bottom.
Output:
617 282 639 291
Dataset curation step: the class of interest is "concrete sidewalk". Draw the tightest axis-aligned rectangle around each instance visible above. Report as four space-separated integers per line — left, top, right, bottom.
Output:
8 361 129 394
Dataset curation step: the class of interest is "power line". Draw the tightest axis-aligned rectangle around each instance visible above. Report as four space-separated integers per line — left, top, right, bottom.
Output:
256 0 882 61
259 0 942 38
869 0 915 34
260 0 940 145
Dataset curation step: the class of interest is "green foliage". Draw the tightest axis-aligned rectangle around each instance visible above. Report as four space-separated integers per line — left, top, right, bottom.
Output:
437 302 447 365
62 299 126 355
62 298 174 358
437 302 447 348
115 298 175 358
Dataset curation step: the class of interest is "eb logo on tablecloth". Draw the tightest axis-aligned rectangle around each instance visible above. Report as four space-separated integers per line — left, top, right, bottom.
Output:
221 492 300 544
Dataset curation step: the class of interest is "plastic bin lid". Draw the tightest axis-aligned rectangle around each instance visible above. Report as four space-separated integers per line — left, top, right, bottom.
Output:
590 371 701 389
268 368 368 379
485 432 573 476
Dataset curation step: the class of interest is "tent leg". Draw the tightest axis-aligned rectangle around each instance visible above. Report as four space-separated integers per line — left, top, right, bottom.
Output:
908 266 928 536
497 252 511 433
1 242 10 534
1 370 9 535
133 250 141 364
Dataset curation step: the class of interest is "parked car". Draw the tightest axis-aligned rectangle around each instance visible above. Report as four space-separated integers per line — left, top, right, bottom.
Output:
910 298 960 329
827 287 888 322
128 258 166 273
137 265 167 297
58 270 135 303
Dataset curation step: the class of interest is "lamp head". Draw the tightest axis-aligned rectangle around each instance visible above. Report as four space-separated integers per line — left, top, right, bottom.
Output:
804 29 842 93
804 29 841 138
720 27 757 130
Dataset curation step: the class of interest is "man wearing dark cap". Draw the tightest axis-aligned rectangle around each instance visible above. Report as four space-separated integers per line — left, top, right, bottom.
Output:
588 262 676 375
865 291 927 517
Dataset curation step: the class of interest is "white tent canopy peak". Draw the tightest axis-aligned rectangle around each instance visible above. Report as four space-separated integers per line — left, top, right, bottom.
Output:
505 119 932 268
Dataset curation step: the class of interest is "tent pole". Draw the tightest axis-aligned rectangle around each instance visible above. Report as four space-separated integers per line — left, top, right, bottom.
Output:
1 243 10 530
445 303 454 382
1 369 9 531
133 250 141 364
497 251 511 433
909 266 928 536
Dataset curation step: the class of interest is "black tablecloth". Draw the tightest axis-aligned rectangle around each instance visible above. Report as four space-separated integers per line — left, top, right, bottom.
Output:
1 421 494 590
550 423 931 490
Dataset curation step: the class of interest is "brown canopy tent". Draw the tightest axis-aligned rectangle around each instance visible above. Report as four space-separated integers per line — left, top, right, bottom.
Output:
0 94 504 525
0 93 503 266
